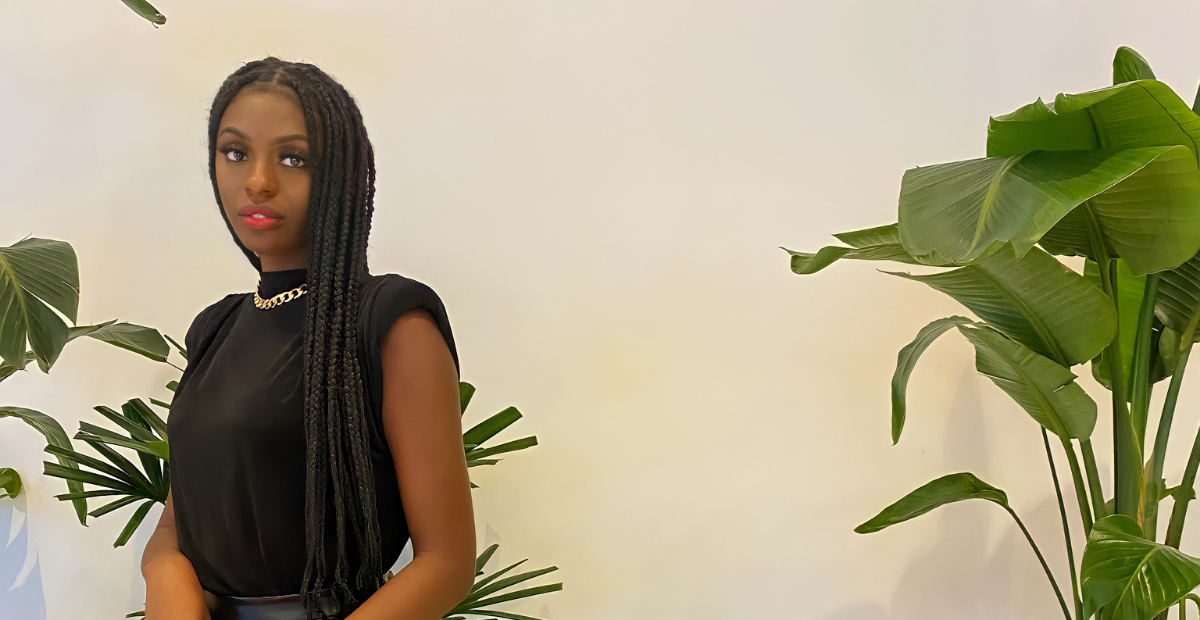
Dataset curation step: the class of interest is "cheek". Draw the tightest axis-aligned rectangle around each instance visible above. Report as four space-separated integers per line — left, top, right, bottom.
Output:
215 163 239 210
293 178 312 224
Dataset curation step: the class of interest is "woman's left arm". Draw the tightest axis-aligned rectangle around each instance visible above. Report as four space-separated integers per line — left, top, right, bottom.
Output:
347 308 477 620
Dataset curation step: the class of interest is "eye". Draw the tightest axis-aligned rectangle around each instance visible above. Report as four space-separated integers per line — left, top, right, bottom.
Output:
218 145 246 162
281 150 307 168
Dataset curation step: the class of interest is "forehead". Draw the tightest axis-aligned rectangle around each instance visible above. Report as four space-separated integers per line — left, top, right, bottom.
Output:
218 88 307 136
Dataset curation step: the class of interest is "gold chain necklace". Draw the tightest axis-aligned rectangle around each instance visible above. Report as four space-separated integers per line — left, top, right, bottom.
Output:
254 283 309 310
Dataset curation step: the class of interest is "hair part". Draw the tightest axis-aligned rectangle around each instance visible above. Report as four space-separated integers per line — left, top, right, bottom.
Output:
206 56 382 617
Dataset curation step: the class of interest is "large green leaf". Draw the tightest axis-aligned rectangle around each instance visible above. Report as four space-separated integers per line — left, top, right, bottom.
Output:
0 468 20 499
956 322 1097 439
0 238 79 372
68 320 170 363
1034 149 1200 276
897 146 1200 273
890 316 971 444
890 245 1117 366
856 472 1008 533
987 79 1200 159
1081 514 1200 619
1079 258 1175 406
784 224 952 275
1085 259 1146 389
1113 47 1156 85
1156 254 1200 343
984 80 1200 275
0 406 87 523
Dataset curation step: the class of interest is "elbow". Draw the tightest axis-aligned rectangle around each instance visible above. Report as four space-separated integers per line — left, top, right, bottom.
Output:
140 524 180 576
454 551 477 602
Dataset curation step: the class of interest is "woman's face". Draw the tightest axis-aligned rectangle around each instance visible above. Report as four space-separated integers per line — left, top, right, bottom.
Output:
215 87 312 271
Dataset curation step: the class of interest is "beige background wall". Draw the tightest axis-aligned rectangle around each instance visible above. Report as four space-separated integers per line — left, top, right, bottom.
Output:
4 1 1200 618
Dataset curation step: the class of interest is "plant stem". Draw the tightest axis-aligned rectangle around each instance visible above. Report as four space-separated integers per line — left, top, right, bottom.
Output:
1045 428 1084 620
1005 503 1073 620
1061 437 1094 534
1144 343 1193 541
1097 254 1140 518
1165 413 1200 548
1081 439 1108 520
1178 594 1200 620
1131 274 1161 450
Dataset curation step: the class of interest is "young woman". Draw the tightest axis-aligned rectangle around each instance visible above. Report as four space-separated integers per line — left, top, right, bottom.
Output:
139 57 477 620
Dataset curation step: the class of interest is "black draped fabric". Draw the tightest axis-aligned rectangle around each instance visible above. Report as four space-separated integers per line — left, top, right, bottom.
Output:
167 267 460 597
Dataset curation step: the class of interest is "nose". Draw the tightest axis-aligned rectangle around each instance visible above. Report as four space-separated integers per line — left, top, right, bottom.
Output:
244 156 276 198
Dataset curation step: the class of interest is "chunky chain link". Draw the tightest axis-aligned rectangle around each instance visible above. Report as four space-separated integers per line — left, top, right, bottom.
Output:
254 283 308 310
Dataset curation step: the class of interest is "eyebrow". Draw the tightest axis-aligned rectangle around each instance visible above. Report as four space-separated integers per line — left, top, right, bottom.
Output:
218 127 309 144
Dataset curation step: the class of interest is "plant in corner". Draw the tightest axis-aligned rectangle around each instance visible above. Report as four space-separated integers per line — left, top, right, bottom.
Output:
785 47 1200 620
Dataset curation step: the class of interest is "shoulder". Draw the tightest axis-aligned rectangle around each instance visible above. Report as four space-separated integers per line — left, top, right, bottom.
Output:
183 292 248 354
362 272 445 306
360 272 459 374
361 273 450 324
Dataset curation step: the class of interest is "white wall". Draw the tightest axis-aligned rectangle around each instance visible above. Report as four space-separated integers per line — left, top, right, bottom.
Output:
4 1 1200 618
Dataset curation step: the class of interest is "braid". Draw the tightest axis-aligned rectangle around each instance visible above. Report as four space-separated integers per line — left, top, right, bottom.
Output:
205 57 385 617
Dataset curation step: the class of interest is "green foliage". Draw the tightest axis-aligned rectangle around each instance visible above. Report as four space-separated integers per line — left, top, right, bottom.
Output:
118 0 165 25
0 237 79 372
0 468 21 499
788 46 1200 619
0 237 172 383
459 381 539 488
0 234 559 615
0 406 87 523
1082 516 1200 619
855 472 1009 533
41 398 171 547
888 245 1117 366
442 543 563 620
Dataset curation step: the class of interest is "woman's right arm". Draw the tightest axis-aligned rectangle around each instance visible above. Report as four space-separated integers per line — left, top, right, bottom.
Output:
141 491 210 620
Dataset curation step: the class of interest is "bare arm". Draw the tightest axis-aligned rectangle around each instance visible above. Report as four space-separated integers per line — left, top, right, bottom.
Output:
141 491 210 620
347 308 476 620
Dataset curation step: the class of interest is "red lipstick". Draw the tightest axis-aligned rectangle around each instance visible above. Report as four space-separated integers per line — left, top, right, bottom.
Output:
238 205 284 230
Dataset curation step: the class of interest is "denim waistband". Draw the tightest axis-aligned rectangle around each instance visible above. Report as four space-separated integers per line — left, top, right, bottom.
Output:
203 588 344 620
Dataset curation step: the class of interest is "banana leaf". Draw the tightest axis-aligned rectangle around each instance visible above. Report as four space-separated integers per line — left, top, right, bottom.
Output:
0 237 78 372
956 322 1097 440
783 223 953 274
0 406 87 523
1081 515 1200 619
897 145 1200 275
890 245 1117 366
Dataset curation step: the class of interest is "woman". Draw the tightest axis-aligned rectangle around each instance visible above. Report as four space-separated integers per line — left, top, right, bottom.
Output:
139 57 477 620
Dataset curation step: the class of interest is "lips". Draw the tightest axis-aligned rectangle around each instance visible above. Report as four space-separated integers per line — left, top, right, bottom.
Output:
238 205 284 230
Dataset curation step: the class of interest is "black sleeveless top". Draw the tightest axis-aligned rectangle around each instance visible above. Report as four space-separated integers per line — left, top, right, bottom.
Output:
167 267 460 597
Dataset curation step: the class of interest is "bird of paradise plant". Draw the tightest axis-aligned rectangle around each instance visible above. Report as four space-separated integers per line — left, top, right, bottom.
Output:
786 47 1200 620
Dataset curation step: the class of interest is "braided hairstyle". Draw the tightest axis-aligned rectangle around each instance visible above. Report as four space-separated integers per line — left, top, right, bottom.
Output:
205 57 383 617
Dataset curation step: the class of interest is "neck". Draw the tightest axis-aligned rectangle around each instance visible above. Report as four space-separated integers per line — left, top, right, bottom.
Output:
259 253 308 272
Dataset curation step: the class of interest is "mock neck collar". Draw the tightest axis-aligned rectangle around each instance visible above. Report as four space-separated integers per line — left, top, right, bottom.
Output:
257 267 308 298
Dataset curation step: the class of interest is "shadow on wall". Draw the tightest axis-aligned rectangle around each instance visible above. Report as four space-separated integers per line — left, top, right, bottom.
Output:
822 369 1070 620
1 495 47 620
